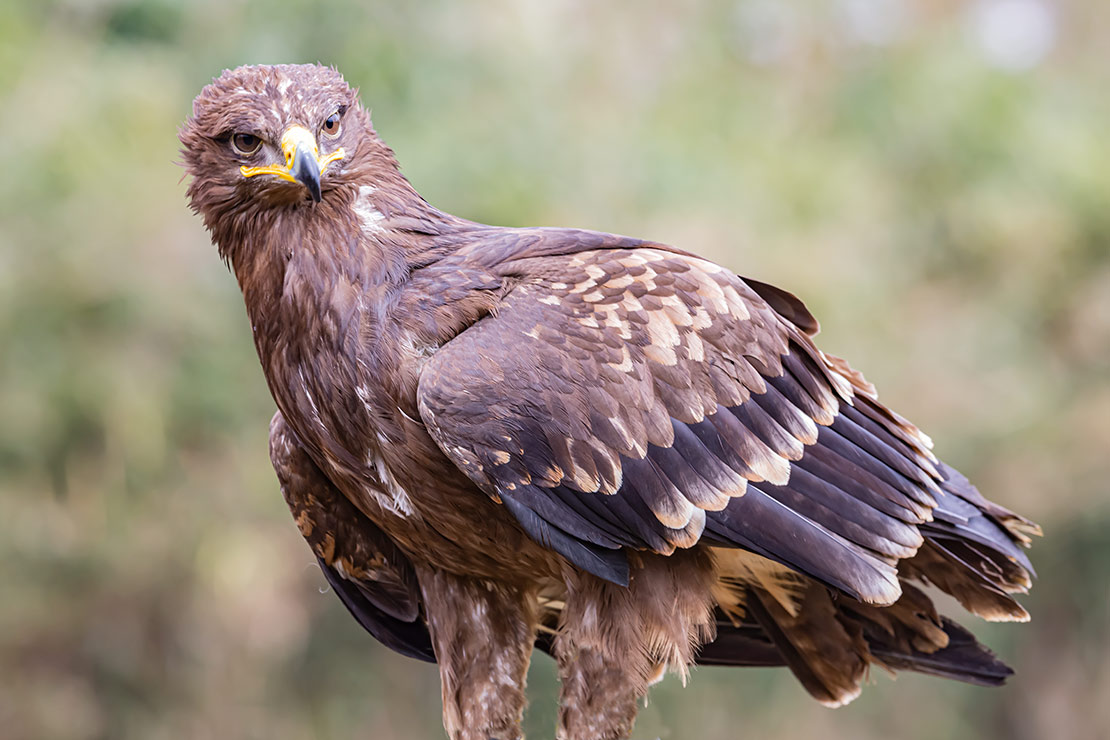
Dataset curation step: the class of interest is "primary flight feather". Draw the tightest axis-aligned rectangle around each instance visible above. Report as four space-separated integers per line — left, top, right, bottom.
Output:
180 64 1039 740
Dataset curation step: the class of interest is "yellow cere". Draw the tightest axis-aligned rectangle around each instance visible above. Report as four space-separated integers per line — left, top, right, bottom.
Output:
239 124 345 181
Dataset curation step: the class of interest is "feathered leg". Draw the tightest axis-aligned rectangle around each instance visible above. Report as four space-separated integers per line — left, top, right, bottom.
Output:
418 567 538 740
554 549 716 740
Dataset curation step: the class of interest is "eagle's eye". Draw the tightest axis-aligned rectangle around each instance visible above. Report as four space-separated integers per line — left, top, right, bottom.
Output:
231 133 262 156
321 111 342 138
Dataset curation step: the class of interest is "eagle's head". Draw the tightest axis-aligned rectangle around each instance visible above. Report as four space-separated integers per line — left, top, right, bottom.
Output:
180 64 395 253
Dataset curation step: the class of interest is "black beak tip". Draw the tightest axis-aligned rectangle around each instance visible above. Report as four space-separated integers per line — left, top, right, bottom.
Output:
291 150 323 203
306 181 322 203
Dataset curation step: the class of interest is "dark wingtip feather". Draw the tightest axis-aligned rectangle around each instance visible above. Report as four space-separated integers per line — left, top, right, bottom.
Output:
706 490 903 606
501 493 631 586
317 558 437 663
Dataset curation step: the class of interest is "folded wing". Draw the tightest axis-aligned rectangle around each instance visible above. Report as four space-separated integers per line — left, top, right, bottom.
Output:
269 412 435 661
417 241 1034 614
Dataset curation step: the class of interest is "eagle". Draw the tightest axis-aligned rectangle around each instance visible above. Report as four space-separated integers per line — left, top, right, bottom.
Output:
180 64 1039 740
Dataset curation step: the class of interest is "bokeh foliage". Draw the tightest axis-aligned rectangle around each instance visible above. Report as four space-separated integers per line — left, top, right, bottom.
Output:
1 1 1107 738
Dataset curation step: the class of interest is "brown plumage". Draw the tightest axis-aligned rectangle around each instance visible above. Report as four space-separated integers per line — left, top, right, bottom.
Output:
180 64 1040 740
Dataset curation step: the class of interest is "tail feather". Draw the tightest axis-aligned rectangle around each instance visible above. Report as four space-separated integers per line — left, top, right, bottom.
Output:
694 620 785 668
697 579 1014 704
745 585 868 706
868 618 1013 687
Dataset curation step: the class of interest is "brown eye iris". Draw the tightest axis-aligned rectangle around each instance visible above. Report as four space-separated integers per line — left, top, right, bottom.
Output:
321 111 342 137
231 133 262 155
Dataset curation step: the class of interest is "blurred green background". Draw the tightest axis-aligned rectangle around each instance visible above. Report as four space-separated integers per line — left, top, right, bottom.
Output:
2 0 1107 738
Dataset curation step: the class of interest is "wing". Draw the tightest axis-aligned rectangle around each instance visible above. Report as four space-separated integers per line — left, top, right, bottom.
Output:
417 242 974 605
269 412 435 662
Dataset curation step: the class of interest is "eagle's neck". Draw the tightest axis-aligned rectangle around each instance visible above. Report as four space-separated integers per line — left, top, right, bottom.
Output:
230 174 463 325
228 174 491 504
232 170 481 413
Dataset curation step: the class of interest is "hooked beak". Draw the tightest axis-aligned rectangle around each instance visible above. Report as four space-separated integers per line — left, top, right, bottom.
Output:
239 125 345 203
290 139 322 203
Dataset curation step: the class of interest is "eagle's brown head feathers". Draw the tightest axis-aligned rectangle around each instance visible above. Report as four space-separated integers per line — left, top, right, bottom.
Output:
179 64 403 262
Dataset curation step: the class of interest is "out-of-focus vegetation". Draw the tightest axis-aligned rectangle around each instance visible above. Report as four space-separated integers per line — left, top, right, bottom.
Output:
1 1 1107 738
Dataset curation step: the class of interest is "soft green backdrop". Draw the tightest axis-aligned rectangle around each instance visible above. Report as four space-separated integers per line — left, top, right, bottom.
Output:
2 1 1107 738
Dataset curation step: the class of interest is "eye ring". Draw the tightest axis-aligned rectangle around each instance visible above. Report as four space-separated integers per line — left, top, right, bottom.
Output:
321 110 343 138
231 133 262 156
